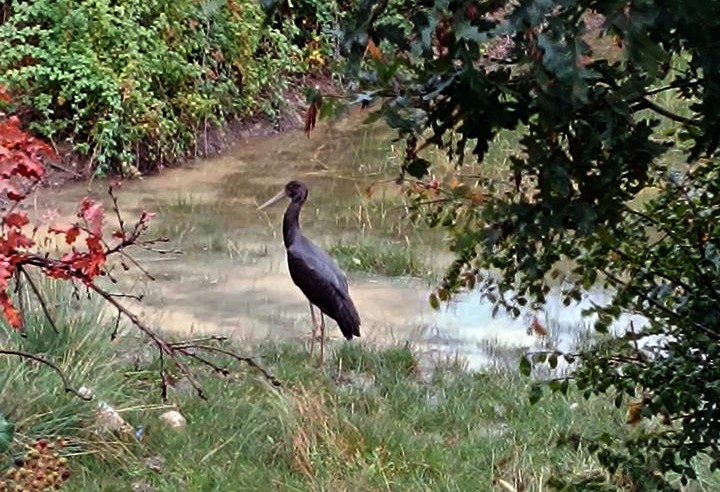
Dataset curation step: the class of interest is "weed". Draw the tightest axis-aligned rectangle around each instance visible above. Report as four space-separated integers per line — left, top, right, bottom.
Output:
329 240 429 278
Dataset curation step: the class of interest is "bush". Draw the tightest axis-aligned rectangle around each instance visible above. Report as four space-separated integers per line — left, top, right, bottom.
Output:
0 0 304 174
327 0 720 488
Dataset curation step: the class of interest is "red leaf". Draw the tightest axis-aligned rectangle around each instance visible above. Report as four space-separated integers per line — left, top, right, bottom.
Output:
0 260 12 291
65 225 80 245
0 259 20 330
80 198 104 237
6 230 34 250
0 292 22 330
6 190 25 201
4 212 29 228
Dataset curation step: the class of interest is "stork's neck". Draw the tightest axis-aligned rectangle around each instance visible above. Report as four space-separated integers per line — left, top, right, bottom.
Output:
282 199 303 247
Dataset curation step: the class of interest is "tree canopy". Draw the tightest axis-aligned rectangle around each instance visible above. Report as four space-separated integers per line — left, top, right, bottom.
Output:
268 0 720 488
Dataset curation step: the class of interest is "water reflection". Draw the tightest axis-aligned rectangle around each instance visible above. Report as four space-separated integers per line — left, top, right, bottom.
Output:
425 287 648 370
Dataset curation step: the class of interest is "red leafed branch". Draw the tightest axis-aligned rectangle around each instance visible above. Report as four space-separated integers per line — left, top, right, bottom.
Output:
0 103 279 398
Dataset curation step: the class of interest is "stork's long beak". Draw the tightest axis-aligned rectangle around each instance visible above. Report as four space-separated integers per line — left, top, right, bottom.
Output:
257 189 288 210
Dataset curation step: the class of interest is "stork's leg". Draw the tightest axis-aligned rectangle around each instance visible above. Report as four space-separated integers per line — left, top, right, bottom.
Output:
308 302 319 359
319 311 326 366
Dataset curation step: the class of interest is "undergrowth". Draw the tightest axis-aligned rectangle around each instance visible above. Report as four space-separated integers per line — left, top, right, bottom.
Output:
0 0 339 175
2 282 719 491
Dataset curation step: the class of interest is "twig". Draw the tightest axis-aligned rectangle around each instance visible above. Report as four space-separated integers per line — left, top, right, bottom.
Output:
110 310 121 341
85 282 207 400
119 251 156 281
0 349 90 400
6 185 281 401
642 79 700 97
169 335 228 347
178 349 231 376
108 185 126 236
173 343 281 387
14 268 25 334
633 97 698 126
19 266 59 334
107 293 144 302
45 161 82 178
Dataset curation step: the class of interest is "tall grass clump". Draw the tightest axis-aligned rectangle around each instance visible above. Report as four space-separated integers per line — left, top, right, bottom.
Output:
329 240 430 278
0 278 146 475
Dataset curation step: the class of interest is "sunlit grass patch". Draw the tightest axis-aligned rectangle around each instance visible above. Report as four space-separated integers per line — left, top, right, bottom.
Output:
329 240 430 278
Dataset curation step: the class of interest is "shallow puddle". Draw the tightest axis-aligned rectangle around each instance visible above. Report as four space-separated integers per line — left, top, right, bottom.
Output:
28 112 623 369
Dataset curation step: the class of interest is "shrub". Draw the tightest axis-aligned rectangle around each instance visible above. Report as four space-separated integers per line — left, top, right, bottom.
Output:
0 0 303 174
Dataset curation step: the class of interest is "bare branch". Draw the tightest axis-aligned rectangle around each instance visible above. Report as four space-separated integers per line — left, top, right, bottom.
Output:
110 309 121 341
169 335 228 347
171 342 281 388
108 185 126 236
19 266 59 334
633 97 698 126
84 281 207 399
119 250 156 281
0 349 90 400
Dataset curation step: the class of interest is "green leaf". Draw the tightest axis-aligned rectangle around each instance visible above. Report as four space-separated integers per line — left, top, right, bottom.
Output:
0 413 14 453
529 384 543 405
405 158 431 179
560 378 569 395
532 352 547 364
454 21 487 43
519 355 532 377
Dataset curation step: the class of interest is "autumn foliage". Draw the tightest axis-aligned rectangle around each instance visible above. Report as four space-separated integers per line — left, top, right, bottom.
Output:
0 92 154 331
0 87 278 400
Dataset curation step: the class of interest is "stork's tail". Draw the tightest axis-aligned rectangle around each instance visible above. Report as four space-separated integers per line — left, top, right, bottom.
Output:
337 298 361 340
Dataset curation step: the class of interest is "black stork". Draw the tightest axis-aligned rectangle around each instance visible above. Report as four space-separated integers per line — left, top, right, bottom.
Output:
258 181 361 364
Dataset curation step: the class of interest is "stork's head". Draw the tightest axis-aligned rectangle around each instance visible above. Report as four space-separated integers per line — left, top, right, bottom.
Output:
258 180 308 210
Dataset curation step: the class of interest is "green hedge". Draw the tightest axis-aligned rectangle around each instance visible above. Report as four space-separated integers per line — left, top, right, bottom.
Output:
0 0 306 174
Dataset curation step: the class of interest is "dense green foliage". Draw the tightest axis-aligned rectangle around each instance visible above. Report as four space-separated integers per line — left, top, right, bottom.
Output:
0 0 336 174
303 0 720 489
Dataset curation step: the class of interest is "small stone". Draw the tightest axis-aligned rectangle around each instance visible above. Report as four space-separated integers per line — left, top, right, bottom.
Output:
131 480 155 492
159 410 186 430
77 386 94 400
144 455 165 472
95 402 132 434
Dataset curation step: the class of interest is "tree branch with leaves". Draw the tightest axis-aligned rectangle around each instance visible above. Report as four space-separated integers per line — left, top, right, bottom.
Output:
271 0 720 488
0 94 279 402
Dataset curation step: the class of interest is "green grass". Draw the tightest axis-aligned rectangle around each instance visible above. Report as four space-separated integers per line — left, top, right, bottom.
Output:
0 280 147 472
329 240 430 278
146 195 250 257
3 283 720 491
62 343 627 492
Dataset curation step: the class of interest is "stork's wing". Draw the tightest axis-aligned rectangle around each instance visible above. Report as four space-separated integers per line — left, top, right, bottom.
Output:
288 237 349 295
286 237 360 339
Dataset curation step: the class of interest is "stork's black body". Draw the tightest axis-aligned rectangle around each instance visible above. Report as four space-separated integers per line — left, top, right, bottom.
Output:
259 181 360 362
